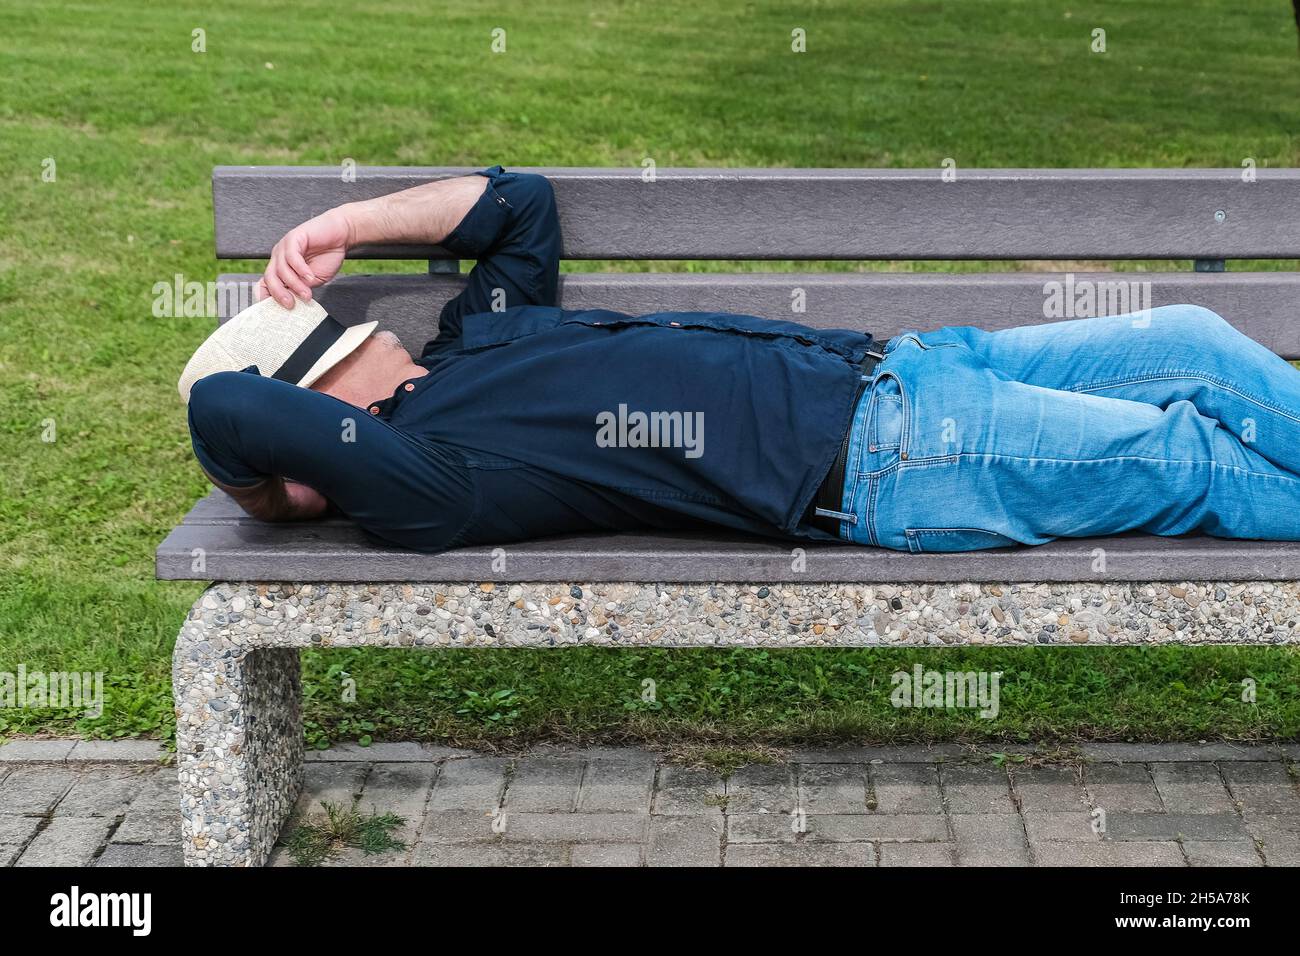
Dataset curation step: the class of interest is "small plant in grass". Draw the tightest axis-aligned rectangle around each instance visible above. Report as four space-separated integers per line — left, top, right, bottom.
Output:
286 798 406 866
456 688 521 724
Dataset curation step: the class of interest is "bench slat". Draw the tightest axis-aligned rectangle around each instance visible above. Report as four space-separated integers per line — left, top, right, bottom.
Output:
213 167 1300 260
214 271 1300 359
160 492 1300 583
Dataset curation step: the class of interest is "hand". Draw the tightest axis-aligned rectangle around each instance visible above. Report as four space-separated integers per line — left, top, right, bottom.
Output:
205 472 329 522
283 480 329 519
257 206 354 309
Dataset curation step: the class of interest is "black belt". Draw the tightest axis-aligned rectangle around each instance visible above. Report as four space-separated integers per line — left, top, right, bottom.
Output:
806 349 885 535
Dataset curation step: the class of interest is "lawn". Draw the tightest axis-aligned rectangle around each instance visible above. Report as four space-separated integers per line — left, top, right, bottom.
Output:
1 0 1298 748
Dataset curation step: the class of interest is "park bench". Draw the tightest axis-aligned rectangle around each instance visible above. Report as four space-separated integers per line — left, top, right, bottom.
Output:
159 166 1300 865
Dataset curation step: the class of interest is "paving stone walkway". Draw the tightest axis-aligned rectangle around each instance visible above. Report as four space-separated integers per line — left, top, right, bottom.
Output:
1 740 1297 866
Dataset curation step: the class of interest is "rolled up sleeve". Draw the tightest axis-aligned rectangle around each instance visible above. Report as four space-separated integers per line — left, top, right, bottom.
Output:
425 166 562 355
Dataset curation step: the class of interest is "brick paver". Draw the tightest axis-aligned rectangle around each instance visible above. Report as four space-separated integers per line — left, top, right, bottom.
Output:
949 812 1029 859
425 757 507 811
1182 841 1263 867
16 817 115 867
652 765 725 815
1034 841 1187 866
645 814 723 866
1103 811 1247 842
1220 762 1300 814
2 742 1297 866
504 757 585 812
570 843 642 866
726 763 795 814
941 764 1016 814
880 842 956 866
872 764 944 814
1022 810 1100 843
1241 812 1300 865
0 740 76 762
798 763 868 813
727 842 875 867
1150 762 1238 813
1011 766 1089 811
576 755 655 812
0 766 80 815
1084 763 1164 812
58 768 148 817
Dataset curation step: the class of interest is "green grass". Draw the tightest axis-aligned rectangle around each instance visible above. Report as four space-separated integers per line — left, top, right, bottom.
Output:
291 645 1297 752
1 0 1298 748
285 799 407 866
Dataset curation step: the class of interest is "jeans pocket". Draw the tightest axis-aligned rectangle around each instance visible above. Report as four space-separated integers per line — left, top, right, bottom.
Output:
904 527 1019 553
868 393 903 452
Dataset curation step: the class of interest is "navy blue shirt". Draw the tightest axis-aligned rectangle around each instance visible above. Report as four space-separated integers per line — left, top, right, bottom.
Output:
188 167 877 552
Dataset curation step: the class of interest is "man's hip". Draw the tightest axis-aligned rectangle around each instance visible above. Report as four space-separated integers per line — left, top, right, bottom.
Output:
830 322 1300 550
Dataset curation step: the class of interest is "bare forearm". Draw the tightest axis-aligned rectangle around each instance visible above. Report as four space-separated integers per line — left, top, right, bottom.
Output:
259 173 491 308
341 175 488 248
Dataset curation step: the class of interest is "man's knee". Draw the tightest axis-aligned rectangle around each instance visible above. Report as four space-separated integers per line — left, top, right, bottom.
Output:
188 371 250 430
1152 303 1232 338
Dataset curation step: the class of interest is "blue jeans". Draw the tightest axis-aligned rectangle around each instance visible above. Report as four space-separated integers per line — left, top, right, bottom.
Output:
841 305 1300 551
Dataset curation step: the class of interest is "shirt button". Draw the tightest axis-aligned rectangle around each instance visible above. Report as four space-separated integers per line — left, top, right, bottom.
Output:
369 406 380 415
669 321 681 327
404 383 415 392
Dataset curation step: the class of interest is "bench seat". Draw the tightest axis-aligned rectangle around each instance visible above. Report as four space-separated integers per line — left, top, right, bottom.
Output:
161 490 1300 583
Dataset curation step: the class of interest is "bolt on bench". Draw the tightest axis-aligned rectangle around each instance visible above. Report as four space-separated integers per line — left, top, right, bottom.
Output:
159 167 1300 865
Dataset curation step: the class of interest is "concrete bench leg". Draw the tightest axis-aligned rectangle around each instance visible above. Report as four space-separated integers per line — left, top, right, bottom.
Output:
172 596 304 866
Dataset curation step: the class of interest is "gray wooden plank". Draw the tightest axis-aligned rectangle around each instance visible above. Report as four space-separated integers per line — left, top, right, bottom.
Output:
213 167 1300 260
214 271 1300 359
157 510 1300 583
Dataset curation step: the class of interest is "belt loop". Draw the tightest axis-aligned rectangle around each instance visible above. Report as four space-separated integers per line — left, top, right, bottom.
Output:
861 348 884 381
814 507 858 526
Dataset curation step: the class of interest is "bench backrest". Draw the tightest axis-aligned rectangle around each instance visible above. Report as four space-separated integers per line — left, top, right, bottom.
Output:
212 167 1300 357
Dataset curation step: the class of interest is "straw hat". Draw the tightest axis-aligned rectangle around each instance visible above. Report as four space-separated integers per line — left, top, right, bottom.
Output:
178 296 378 403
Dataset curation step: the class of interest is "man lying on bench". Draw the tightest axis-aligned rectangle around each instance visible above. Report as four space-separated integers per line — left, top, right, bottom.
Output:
178 167 1300 554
